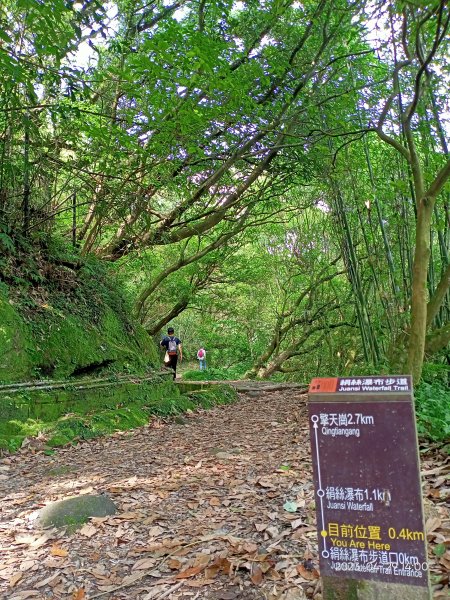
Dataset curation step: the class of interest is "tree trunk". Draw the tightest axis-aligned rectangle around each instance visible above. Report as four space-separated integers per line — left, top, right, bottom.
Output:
22 111 31 233
256 350 291 379
427 262 450 327
406 201 433 383
145 297 190 336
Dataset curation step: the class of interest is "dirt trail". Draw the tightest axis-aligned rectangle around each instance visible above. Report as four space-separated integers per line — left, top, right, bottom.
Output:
0 391 448 600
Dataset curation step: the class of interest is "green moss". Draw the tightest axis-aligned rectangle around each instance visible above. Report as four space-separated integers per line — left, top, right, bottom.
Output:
38 494 117 529
45 434 71 447
182 367 243 381
0 296 33 381
0 257 159 383
188 385 237 408
0 381 237 452
322 577 361 599
47 406 149 447
26 303 157 379
8 418 45 436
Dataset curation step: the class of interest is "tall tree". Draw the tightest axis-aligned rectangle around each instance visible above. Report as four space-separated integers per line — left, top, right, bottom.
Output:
368 0 450 382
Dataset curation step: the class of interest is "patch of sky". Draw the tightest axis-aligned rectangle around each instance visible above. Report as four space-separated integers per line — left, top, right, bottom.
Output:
69 2 118 69
233 37 245 52
229 1 246 18
173 5 190 22
249 35 276 58
316 200 330 213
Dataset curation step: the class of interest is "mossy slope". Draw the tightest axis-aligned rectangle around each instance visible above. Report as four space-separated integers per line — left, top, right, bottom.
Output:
0 258 158 382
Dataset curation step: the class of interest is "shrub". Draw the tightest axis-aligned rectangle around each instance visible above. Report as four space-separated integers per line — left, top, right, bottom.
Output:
415 366 450 444
182 367 244 381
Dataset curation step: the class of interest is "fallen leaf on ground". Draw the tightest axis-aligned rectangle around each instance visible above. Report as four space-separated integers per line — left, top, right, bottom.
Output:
35 573 59 588
50 545 68 557
9 591 41 599
296 562 319 580
185 578 216 587
79 524 97 538
18 560 38 572
174 564 205 579
250 565 263 585
426 517 442 534
8 573 22 588
132 558 156 570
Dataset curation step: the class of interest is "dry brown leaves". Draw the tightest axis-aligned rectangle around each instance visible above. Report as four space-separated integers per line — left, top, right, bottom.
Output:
421 446 450 597
0 391 448 599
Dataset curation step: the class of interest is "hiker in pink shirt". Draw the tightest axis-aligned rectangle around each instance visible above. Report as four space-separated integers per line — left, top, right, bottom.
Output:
197 347 206 371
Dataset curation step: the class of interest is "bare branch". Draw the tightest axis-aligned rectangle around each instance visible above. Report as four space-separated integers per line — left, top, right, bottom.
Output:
405 1 448 124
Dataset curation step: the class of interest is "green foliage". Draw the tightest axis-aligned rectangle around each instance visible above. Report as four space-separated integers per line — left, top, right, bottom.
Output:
146 395 195 416
415 383 450 443
0 0 449 426
0 230 15 254
0 238 159 382
47 415 98 446
415 364 450 443
186 385 237 408
0 378 237 452
182 367 244 381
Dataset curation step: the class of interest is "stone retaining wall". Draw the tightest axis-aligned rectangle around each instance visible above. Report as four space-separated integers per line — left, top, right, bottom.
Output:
0 371 176 450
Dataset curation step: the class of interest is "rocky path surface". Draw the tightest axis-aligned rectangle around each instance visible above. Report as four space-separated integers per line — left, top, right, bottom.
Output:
0 390 448 600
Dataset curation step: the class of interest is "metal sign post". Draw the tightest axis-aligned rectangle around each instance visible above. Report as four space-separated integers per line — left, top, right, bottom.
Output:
308 376 430 600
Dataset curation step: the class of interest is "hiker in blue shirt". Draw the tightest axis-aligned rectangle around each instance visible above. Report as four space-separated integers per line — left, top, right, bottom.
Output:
160 327 182 380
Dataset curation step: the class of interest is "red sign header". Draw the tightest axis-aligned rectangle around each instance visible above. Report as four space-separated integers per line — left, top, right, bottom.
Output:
309 376 412 394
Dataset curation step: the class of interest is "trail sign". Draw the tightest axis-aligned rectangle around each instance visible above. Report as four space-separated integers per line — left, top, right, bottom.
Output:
308 376 430 600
